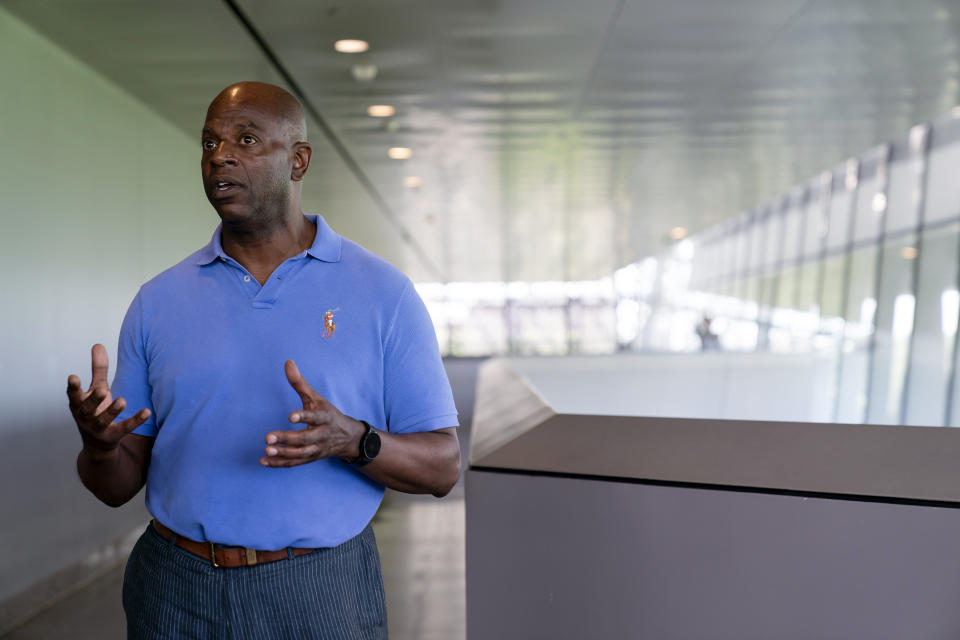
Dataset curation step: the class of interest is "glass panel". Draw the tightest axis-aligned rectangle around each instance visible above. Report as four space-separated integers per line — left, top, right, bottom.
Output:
749 211 767 273
818 254 847 353
768 265 799 352
699 240 717 290
571 301 617 354
904 222 960 426
740 272 761 352
797 260 820 313
757 272 778 311
866 233 918 425
646 307 701 352
449 304 509 356
691 237 709 290
763 208 784 269
835 246 879 423
826 187 852 252
743 275 761 308
738 219 752 279
730 224 748 299
793 261 821 349
775 266 799 310
513 304 568 355
782 198 805 262
925 141 960 226
885 156 922 236
802 192 826 258
719 230 735 296
689 239 703 288
756 206 786 350
853 174 882 244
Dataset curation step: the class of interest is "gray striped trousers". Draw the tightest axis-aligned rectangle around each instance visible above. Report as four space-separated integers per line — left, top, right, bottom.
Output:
122 523 388 639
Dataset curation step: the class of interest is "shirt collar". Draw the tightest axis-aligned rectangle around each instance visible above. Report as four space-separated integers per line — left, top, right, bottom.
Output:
195 214 342 266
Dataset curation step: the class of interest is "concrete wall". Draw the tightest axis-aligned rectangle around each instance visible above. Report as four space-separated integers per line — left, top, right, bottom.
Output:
0 5 214 613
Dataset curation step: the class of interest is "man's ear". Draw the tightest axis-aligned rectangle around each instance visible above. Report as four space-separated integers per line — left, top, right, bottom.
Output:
291 142 312 181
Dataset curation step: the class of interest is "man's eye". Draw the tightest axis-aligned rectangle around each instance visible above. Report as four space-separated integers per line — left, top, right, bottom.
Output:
241 135 256 145
202 140 217 150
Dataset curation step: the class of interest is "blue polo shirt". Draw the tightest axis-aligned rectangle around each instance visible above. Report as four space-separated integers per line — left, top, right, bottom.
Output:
112 215 458 549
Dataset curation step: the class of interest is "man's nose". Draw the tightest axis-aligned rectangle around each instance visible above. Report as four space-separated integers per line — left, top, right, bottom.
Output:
211 142 238 166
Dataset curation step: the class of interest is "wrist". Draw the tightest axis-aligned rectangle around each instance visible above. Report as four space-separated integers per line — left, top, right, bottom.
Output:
338 420 382 466
337 418 366 463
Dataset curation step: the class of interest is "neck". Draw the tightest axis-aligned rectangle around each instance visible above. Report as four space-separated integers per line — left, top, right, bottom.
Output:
220 208 316 284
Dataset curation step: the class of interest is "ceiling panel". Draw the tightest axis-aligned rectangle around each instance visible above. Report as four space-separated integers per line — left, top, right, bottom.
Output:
6 0 960 282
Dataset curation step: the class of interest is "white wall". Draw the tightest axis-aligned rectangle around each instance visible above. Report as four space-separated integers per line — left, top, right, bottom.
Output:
0 6 215 605
508 352 838 423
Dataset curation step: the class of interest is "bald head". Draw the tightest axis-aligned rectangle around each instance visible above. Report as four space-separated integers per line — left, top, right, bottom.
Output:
207 81 307 144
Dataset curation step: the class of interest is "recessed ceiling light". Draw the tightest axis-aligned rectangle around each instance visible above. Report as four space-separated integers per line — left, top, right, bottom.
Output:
901 246 918 260
669 226 688 240
334 39 369 53
367 105 395 118
388 147 412 160
404 176 422 188
351 63 378 83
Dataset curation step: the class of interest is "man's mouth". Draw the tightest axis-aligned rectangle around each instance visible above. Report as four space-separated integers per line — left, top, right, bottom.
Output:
210 179 244 198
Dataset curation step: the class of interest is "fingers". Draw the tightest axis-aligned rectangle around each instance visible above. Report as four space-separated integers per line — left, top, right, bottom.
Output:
265 443 319 459
260 455 312 468
284 360 330 409
90 344 110 389
97 397 127 426
115 408 152 435
68 345 113 416
78 384 112 417
289 409 330 426
265 410 330 444
284 360 314 403
268 362 342 468
267 424 314 447
96 408 152 444
263 423 328 465
66 375 84 405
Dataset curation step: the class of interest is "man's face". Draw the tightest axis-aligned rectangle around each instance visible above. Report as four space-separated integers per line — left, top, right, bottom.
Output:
200 98 293 224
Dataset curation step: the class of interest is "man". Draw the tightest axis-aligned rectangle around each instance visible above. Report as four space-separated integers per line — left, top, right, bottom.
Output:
66 81 460 639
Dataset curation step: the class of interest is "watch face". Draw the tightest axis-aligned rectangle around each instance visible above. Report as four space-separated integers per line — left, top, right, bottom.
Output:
362 429 382 460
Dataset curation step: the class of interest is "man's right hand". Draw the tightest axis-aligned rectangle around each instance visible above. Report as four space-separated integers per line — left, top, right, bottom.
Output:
67 343 151 460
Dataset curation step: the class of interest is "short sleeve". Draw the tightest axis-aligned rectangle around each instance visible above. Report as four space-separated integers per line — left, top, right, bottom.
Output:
112 291 157 436
382 282 459 434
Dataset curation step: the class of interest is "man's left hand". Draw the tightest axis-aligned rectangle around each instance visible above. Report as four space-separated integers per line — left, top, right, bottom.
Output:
260 360 364 467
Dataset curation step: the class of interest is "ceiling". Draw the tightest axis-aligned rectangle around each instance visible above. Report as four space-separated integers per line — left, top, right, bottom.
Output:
5 0 960 282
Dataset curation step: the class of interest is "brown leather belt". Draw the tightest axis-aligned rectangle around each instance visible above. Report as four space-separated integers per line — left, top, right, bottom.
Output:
152 520 315 568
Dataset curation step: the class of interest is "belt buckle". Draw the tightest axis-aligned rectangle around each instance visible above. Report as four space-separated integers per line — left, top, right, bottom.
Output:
209 541 219 568
245 548 257 566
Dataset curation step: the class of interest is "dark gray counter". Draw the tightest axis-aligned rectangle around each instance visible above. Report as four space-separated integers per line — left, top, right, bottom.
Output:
466 357 960 639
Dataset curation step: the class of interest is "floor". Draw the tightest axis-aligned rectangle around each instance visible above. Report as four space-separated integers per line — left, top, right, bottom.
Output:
3 487 466 639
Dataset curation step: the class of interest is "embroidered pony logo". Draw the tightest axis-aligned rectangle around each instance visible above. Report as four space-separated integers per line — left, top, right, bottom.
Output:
323 308 340 338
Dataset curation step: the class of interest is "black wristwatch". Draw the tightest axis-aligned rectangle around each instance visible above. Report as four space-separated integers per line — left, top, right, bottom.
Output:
353 421 381 466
